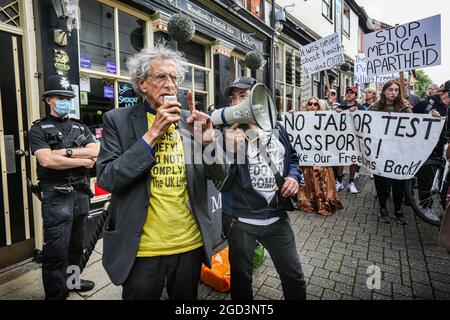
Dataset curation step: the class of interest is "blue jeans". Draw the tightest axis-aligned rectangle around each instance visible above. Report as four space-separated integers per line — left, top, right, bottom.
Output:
224 214 306 300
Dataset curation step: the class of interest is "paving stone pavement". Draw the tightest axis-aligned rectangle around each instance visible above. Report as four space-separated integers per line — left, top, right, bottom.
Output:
1 173 450 300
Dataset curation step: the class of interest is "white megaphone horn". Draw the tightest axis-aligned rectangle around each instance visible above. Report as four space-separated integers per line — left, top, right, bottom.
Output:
210 83 277 132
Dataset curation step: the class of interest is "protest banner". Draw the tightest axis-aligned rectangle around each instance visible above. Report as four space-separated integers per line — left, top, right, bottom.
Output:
283 111 444 179
300 32 344 76
300 72 312 107
354 53 399 84
364 15 441 77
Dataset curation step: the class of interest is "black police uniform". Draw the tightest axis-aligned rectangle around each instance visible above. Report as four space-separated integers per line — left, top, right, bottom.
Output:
28 75 96 300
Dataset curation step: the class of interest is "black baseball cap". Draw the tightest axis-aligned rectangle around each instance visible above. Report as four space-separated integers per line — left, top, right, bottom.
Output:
224 76 258 97
42 74 75 100
436 80 450 93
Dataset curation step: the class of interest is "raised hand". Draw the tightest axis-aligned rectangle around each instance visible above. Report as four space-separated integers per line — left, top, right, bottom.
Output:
186 90 214 145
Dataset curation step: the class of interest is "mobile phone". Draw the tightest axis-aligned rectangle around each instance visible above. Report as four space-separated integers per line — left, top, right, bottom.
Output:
164 96 179 128
164 95 177 103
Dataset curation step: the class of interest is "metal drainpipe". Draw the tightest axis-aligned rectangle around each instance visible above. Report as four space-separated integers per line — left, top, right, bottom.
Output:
270 0 276 95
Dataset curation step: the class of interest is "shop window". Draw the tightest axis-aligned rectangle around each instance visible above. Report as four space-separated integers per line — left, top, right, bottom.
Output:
285 85 294 112
176 41 211 111
285 49 294 85
194 70 207 91
230 57 247 83
119 11 145 75
343 4 350 38
276 42 301 111
79 0 147 76
275 83 283 114
79 76 115 137
322 0 333 21
275 44 283 83
118 81 142 108
79 0 116 73
178 41 206 67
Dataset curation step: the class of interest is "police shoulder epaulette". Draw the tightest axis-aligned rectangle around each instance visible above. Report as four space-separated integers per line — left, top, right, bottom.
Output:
32 118 43 125
70 118 86 131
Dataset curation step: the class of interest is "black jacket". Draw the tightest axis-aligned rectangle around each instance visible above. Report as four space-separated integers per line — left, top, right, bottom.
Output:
413 95 448 157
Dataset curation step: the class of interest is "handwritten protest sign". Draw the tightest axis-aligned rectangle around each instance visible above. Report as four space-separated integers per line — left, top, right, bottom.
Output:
300 33 344 76
364 15 441 77
354 53 399 84
283 111 444 179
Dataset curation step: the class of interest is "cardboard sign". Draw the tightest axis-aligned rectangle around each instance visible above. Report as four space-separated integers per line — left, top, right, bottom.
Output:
354 53 399 84
284 111 444 179
300 33 344 76
365 15 441 76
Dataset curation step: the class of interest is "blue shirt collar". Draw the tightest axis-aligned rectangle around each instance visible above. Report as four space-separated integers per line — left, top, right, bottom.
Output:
144 100 157 115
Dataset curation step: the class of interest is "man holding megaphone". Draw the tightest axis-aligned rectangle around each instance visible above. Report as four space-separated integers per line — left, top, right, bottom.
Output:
216 77 307 300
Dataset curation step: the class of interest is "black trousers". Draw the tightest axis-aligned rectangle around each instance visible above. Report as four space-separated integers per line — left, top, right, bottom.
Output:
40 185 89 300
224 214 306 300
373 174 405 211
122 246 204 300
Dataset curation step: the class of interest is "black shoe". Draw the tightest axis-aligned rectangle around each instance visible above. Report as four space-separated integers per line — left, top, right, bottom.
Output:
69 279 95 293
379 208 390 224
394 211 408 225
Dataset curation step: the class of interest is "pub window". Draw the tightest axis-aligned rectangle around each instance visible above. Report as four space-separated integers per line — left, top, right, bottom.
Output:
176 40 211 112
79 0 116 73
275 42 301 112
295 53 302 110
230 54 250 84
78 0 148 130
322 0 333 21
79 0 146 76
343 4 350 38
119 11 145 76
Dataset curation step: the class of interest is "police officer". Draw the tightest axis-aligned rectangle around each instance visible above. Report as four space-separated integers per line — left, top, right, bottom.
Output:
28 74 98 300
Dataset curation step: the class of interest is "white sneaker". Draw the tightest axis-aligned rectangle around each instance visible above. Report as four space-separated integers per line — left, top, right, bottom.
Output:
348 182 358 193
423 207 441 223
336 181 344 191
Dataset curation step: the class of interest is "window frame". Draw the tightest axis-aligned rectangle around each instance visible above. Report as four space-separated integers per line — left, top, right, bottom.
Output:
343 3 351 39
322 0 333 23
176 35 213 112
275 41 302 112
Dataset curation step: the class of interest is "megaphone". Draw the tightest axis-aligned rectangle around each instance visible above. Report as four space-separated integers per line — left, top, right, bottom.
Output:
211 83 277 132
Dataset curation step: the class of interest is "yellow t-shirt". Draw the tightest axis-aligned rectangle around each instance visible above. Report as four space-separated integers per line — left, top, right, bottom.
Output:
137 112 203 257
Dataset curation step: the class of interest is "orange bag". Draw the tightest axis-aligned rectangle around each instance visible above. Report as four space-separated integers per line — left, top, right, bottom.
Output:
200 247 231 292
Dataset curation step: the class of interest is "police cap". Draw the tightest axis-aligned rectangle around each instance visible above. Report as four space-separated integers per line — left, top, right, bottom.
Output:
42 74 75 100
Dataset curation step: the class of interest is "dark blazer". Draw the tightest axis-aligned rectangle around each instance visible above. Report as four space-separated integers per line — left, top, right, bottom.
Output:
96 103 227 285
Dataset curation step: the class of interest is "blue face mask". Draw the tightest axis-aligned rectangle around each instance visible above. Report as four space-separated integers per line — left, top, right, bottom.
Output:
55 99 72 117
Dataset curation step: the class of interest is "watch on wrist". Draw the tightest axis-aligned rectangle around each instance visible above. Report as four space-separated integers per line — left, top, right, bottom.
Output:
66 148 73 157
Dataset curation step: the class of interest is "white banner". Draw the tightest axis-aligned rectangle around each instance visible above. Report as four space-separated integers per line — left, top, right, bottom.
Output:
283 111 445 179
354 53 399 84
300 33 344 76
364 14 441 76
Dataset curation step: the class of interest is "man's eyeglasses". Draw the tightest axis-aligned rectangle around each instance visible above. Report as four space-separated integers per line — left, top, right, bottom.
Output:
148 73 181 84
307 101 319 106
